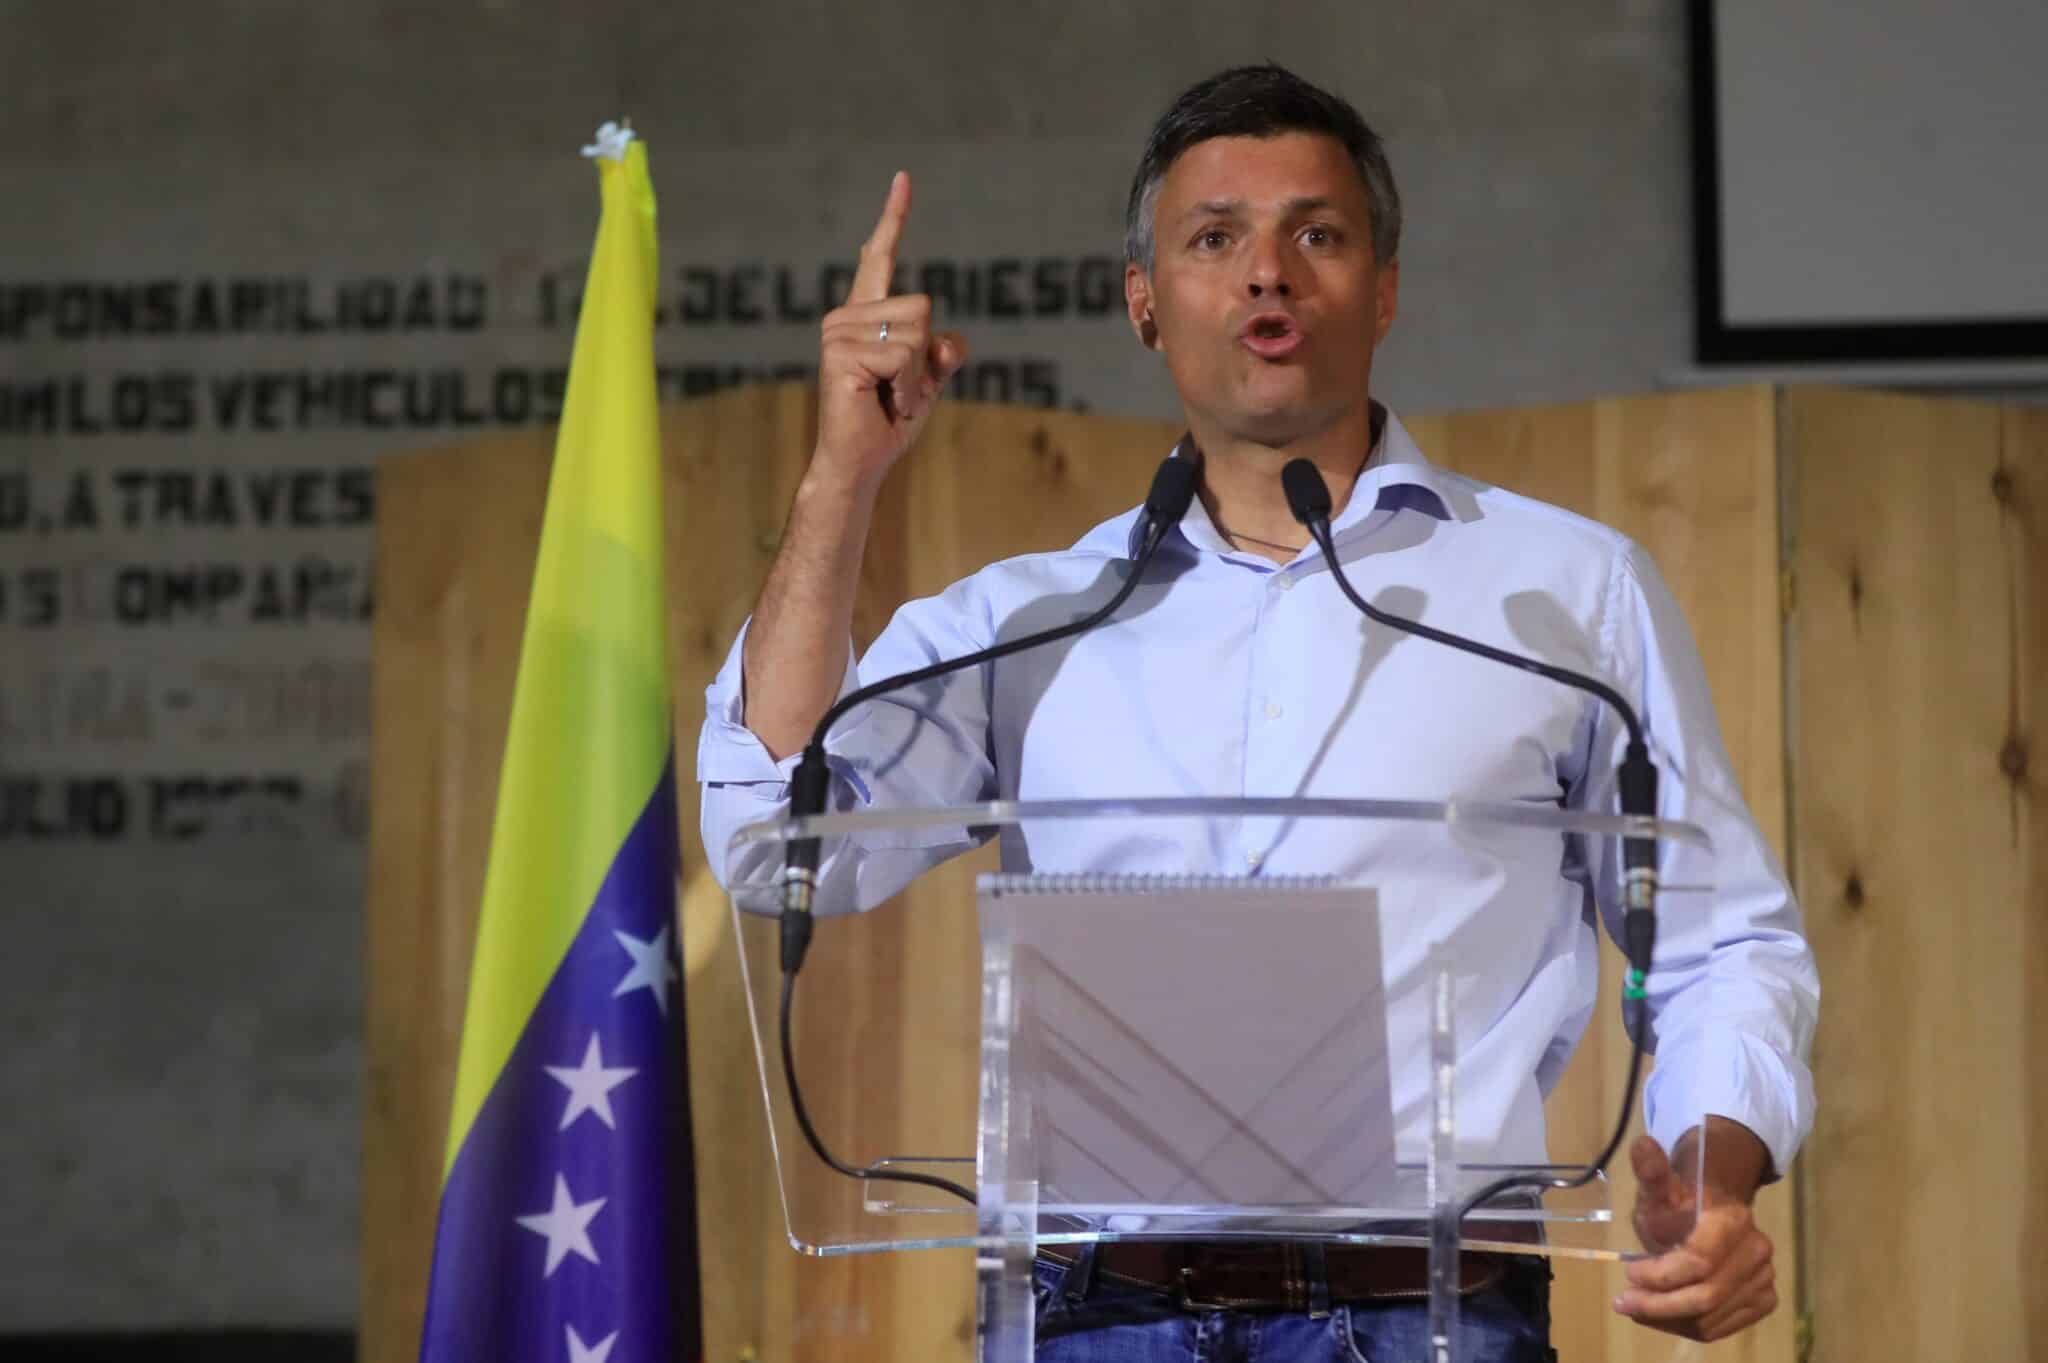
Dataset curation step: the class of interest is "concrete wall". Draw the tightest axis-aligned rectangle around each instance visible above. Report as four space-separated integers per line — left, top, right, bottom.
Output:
3 0 1710 1330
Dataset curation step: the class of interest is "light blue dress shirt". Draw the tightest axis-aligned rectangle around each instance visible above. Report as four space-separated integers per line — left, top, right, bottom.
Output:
698 408 1818 1180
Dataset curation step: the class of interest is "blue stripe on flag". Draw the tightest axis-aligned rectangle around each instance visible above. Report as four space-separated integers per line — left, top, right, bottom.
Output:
419 759 700 1363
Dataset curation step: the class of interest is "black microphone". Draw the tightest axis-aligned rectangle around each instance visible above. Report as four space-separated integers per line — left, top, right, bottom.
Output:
1279 458 1659 970
768 448 1198 1210
778 448 1200 972
1281 455 1662 1221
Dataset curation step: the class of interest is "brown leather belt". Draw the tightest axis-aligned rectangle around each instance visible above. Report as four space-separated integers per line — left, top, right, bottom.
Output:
1038 1241 1507 1311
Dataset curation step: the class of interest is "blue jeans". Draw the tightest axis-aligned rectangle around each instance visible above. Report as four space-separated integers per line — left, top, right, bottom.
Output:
1030 1254 1555 1362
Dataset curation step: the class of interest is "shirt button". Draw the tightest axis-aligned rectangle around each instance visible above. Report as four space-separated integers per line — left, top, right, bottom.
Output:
1264 701 1284 720
1245 850 1264 869
1273 575 1294 593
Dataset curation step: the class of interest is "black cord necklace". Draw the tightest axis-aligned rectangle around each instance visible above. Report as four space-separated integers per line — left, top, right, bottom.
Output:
1213 437 1378 557
1215 522 1310 555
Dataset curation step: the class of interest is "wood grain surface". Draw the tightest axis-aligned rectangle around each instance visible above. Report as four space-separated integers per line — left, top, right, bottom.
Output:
366 382 2045 1362
1784 389 2044 1363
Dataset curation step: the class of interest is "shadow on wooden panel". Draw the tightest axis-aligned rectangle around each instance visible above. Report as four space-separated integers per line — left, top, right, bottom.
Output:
369 384 1831 1363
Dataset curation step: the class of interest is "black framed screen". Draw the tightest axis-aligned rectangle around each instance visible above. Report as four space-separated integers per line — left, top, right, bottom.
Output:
1691 0 2048 365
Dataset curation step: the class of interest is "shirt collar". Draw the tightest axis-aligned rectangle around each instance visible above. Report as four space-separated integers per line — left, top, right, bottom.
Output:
1125 403 1455 561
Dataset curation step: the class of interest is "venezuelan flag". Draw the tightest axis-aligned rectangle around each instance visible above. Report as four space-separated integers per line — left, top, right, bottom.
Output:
418 126 702 1363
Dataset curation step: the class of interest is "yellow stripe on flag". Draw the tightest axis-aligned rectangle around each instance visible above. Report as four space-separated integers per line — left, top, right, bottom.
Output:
442 138 671 1175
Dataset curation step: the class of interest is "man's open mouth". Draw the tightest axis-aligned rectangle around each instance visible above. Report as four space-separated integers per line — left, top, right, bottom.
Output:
1240 313 1304 358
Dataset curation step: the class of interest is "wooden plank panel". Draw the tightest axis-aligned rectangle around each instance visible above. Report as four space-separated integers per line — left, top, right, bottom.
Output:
363 428 553 1363
1787 388 2043 1362
2007 405 2048 1358
663 383 821 1363
369 386 1807 1363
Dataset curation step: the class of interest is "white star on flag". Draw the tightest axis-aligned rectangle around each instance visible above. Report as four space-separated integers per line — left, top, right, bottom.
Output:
612 925 678 1014
544 1033 639 1131
565 1324 619 1363
514 1173 606 1277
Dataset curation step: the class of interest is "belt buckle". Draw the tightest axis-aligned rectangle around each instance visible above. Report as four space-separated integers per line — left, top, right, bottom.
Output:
1173 1265 1232 1312
1171 1244 1307 1313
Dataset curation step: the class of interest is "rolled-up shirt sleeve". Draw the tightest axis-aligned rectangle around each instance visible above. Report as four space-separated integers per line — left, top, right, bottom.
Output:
1576 540 1819 1182
697 619 863 789
697 577 1001 913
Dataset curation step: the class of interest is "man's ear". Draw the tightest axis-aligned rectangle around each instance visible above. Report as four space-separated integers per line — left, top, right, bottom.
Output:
1125 264 1160 351
1373 258 1400 347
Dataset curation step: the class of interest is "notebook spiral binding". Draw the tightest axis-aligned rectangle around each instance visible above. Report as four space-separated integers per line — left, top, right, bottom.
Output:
978 871 1346 896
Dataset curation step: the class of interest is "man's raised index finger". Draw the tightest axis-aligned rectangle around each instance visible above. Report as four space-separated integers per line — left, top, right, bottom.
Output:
850 170 911 303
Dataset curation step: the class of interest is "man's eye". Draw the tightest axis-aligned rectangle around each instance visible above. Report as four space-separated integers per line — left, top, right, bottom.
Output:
1302 226 1333 246
1197 230 1230 250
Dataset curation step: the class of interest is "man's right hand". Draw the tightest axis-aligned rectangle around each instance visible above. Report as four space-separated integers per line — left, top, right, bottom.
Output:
813 171 970 487
740 171 969 761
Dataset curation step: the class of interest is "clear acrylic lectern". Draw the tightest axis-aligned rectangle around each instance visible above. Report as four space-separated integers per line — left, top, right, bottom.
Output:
723 797 1728 1362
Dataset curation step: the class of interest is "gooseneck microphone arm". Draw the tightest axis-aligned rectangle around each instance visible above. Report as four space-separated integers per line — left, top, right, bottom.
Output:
778 452 1199 963
773 451 1200 1207
1277 458 1661 1224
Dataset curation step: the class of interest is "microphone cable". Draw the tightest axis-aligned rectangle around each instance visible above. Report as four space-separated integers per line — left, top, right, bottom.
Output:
775 452 1200 1207
1276 457 1661 1229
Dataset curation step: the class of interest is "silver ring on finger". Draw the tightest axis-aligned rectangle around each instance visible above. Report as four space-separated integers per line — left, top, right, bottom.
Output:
878 321 890 343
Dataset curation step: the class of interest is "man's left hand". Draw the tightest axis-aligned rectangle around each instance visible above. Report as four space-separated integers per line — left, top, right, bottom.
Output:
1615 1126 1779 1340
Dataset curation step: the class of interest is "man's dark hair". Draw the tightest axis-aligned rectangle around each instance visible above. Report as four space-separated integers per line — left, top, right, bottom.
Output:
1124 63 1401 270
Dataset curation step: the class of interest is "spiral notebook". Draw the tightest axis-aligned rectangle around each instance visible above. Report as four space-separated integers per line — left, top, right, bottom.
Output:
980 873 1397 1214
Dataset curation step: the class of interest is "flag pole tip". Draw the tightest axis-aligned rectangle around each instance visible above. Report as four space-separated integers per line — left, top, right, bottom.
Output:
581 120 636 162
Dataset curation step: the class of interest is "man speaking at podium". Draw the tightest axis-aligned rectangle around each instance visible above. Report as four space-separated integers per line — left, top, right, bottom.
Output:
698 65 1816 1360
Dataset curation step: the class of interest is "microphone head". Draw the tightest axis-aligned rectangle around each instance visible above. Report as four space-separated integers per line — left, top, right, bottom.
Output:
1282 458 1333 526
1143 453 1199 528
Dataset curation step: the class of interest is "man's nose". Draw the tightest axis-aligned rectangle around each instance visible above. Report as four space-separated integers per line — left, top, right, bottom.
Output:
1245 236 1294 298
